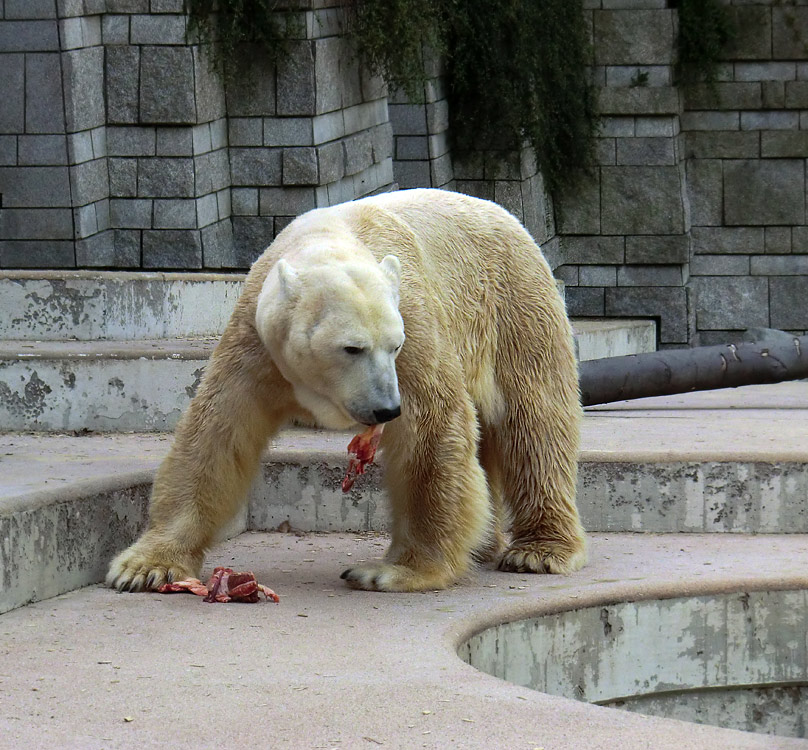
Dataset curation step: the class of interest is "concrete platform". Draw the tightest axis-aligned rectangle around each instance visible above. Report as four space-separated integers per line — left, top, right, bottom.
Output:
1 532 807 749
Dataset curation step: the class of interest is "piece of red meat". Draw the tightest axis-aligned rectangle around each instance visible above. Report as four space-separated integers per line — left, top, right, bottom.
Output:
342 424 384 492
157 567 279 603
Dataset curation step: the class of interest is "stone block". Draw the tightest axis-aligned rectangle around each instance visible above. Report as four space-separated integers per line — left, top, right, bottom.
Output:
0 20 59 51
314 37 342 115
685 83 762 112
601 166 684 234
110 198 152 229
5 0 56 18
773 8 808 60
553 265 579 287
108 157 137 197
396 136 429 161
691 226 764 256
685 159 722 227
69 158 108 205
785 81 808 109
430 152 453 188
156 127 193 156
0 54 24 134
62 47 105 132
194 149 230 194
560 235 625 265
229 118 263 148
751 255 808 276
689 255 749 277
201 219 235 268
193 47 225 123
230 148 282 187
343 131 373 176
557 174 600 235
598 86 680 116
276 41 316 116
0 240 75 267
724 159 805 226
0 137 16 166
25 53 64 134
683 132 759 160
102 15 130 45
0 208 73 240
216 187 231 219
232 216 275 265
594 10 674 65
566 287 605 317
427 130 449 160
109 229 142 267
734 62 796 83
617 264 683 286
765 227 792 255
635 116 678 137
726 6 772 61
455 180 494 202
225 54 276 118
231 187 259 216
579 265 617 287
312 110 345 144
0 166 71 207
388 104 428 136
740 111 799 131
792 227 808 254
140 46 195 124
142 228 202 268
680 112 739 131
18 135 67 166
259 186 316 216
691 276 769 331
151 0 185 11
600 116 635 138
762 81 786 110
283 147 318 185
153 198 196 229
606 65 671 88
109 124 158 159
106 46 140 124
73 202 98 238
344 99 387 134
264 117 313 147
138 157 195 198
615 137 675 166
192 123 212 155
195 193 218 227
59 15 102 50
606 286 688 342
130 13 186 45
761 131 808 158
75 230 120 267
317 141 344 184
106 0 148 11
625 235 689 264
770 277 808 329
394 160 430 190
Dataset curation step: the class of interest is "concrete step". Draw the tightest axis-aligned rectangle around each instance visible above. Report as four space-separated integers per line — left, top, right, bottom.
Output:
0 270 244 341
0 338 215 431
0 320 656 432
1 383 806 614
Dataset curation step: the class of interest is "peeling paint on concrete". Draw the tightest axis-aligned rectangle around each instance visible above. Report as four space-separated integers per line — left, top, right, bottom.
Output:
460 590 808 737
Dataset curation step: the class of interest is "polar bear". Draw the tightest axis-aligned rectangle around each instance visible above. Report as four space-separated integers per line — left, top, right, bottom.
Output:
107 189 586 593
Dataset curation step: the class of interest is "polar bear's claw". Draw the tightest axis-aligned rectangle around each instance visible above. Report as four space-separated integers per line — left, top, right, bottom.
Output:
341 562 451 592
498 540 587 576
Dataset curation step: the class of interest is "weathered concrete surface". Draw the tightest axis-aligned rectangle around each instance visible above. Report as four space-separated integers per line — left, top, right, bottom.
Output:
0 271 244 341
1 383 806 615
1 532 807 750
573 318 656 361
0 339 216 431
462 589 808 737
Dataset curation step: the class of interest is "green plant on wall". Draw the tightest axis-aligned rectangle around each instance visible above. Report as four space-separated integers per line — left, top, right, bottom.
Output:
676 0 734 85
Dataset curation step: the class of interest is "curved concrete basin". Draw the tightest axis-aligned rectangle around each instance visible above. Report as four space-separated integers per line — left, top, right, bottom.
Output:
460 589 808 738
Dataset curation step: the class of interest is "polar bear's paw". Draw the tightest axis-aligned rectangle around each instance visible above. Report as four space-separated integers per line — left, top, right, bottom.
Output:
106 540 202 592
340 562 453 592
498 539 587 576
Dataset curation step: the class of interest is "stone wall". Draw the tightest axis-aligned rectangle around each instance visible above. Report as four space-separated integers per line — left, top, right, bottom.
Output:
0 0 806 345
556 0 808 346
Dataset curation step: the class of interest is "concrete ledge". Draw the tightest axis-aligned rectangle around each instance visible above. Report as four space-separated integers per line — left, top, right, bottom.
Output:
573 318 656 361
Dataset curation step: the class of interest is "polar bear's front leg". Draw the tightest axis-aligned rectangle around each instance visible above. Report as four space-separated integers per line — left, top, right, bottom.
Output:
107 324 288 592
340 395 492 592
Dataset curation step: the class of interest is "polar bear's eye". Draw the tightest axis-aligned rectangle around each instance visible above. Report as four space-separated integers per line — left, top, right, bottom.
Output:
344 346 364 356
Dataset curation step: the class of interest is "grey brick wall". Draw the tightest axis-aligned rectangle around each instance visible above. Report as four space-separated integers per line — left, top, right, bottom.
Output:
556 0 808 346
1 0 805 346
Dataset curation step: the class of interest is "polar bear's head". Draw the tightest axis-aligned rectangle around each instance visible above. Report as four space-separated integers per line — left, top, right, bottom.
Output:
256 251 405 430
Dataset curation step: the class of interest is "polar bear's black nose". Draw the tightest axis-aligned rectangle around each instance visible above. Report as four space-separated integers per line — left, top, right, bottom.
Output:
373 406 401 423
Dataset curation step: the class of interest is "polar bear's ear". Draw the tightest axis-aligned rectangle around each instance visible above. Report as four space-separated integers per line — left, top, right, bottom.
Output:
275 259 300 301
379 254 401 294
